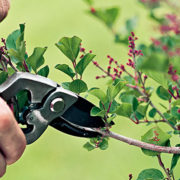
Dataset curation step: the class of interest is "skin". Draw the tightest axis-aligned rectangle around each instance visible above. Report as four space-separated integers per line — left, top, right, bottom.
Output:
0 98 26 177
0 1 26 177
0 0 10 22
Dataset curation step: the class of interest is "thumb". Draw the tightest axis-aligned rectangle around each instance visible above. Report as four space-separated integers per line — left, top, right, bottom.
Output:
0 0 10 22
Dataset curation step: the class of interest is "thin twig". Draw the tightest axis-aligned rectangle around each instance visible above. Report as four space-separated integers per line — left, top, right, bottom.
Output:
138 119 166 124
157 154 171 180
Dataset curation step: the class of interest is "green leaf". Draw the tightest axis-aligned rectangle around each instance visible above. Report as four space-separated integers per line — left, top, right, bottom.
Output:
69 79 88 94
107 80 126 101
56 36 82 62
16 24 25 50
99 100 119 113
171 106 180 120
0 72 8 85
172 99 180 107
55 64 75 78
141 126 172 156
138 53 169 72
6 24 26 63
107 114 116 123
120 94 135 104
149 108 157 118
61 82 71 90
137 103 149 117
132 97 138 112
16 90 29 111
89 88 107 104
143 71 168 88
170 144 180 172
83 142 95 151
75 53 96 76
99 138 108 150
125 16 138 33
90 7 119 28
6 29 21 50
156 86 171 101
115 103 133 118
37 65 49 77
27 47 47 73
90 106 106 117
137 168 164 180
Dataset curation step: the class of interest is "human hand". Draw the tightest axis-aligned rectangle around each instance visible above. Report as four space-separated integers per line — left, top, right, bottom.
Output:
0 0 10 22
0 98 26 177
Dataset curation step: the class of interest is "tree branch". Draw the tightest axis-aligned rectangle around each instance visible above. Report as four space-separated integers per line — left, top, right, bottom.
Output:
94 129 180 154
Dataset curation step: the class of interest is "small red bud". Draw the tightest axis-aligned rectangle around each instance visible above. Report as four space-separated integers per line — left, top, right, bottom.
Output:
172 86 177 90
96 76 100 79
89 50 92 53
80 48 85 52
120 65 125 71
90 7 96 13
177 109 180 114
144 75 148 79
80 55 84 59
93 61 98 66
131 32 135 37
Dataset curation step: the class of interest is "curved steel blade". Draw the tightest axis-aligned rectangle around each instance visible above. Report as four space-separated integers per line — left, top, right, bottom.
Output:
50 96 105 137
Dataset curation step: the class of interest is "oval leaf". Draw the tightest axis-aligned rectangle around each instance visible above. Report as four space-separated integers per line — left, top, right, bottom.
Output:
55 64 75 78
37 65 49 77
69 79 88 94
75 53 96 76
137 168 164 180
90 106 106 117
89 88 107 103
55 36 82 62
156 86 171 101
27 47 47 73
115 103 133 118
0 72 8 85
141 126 171 156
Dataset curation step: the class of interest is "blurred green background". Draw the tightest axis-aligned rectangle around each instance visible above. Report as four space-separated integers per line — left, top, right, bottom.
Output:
0 0 180 179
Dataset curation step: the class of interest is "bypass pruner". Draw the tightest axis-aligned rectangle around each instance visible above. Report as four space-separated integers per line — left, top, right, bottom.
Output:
0 72 105 144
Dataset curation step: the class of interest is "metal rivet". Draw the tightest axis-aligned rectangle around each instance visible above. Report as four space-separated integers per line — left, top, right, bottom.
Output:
50 98 64 113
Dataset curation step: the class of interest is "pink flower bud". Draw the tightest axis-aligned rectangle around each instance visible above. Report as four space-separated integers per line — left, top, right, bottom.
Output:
131 32 135 37
90 7 96 13
120 65 125 71
80 48 85 52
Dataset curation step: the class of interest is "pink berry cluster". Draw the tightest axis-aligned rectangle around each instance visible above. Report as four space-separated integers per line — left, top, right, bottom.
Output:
168 65 179 82
128 32 143 59
151 37 180 57
140 0 160 8
93 56 123 80
160 14 180 35
93 32 143 81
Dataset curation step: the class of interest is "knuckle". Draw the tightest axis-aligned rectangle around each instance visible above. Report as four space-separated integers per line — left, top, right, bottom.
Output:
7 134 26 165
0 111 13 131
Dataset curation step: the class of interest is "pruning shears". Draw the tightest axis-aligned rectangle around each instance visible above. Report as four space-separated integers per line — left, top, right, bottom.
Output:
0 72 105 144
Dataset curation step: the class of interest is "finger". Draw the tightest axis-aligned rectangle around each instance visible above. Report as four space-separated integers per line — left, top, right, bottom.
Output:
0 152 6 177
0 0 10 22
0 98 26 165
